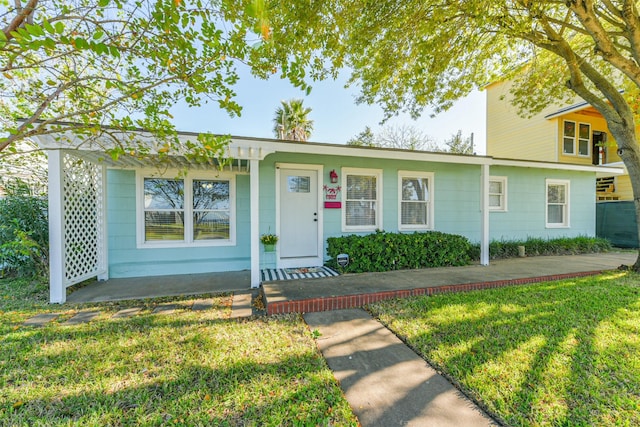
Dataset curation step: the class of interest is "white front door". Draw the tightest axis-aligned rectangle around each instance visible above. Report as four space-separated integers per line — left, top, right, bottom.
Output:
278 167 321 267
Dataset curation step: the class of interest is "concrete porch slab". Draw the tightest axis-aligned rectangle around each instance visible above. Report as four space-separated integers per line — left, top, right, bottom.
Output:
66 270 251 303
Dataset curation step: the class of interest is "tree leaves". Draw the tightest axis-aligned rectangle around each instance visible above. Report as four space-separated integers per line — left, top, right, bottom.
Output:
0 0 301 165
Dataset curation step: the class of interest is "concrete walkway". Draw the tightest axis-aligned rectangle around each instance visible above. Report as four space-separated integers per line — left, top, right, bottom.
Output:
266 252 635 314
305 309 497 426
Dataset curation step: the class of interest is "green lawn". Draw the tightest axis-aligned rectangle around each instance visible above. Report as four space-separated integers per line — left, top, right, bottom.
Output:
0 278 358 426
367 272 640 427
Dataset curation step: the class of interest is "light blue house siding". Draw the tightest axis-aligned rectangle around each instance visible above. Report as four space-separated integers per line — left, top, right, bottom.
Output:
488 166 595 241
106 169 252 278
106 152 597 278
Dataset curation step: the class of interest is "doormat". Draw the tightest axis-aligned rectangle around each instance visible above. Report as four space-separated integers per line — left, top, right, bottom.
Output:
261 266 340 282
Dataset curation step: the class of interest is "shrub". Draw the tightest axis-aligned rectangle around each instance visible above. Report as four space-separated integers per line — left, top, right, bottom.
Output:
0 195 49 277
326 230 472 273
468 236 612 260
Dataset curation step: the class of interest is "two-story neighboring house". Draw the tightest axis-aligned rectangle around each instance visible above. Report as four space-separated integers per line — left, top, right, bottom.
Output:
486 79 630 201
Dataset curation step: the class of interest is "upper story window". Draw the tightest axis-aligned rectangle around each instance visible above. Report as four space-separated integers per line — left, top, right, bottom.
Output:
489 176 507 211
138 171 235 247
546 179 570 228
563 120 590 157
398 171 434 230
342 168 382 231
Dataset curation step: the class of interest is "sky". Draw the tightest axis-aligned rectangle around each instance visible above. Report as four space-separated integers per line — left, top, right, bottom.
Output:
169 67 488 155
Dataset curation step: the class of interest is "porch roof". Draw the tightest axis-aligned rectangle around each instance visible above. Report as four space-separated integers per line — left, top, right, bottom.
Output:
33 129 625 175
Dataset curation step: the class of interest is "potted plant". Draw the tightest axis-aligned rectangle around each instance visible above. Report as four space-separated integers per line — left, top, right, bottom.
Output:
260 232 279 252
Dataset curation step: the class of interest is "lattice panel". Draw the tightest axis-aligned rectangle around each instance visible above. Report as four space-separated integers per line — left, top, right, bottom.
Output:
62 153 105 286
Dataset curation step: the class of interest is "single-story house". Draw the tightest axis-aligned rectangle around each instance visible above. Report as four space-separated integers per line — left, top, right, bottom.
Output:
36 131 623 303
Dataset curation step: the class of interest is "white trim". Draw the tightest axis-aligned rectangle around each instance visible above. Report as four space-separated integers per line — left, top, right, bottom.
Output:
275 163 324 269
135 169 236 248
577 122 591 157
545 179 571 228
250 159 260 287
98 164 109 281
342 167 383 232
480 164 490 266
488 176 508 212
562 120 591 158
562 119 576 155
48 150 66 303
545 100 590 119
33 133 625 175
397 170 434 231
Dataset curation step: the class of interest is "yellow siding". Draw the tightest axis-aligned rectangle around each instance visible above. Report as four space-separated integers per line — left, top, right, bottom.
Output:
616 175 633 201
487 80 559 161
487 78 634 201
556 112 610 165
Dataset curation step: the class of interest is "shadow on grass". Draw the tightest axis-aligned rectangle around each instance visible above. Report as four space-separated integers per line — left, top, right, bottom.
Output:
0 312 357 426
367 273 640 426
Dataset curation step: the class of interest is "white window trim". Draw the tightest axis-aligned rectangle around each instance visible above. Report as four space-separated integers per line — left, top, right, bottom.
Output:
136 170 236 248
545 179 570 228
398 170 434 231
562 120 591 157
562 119 576 155
342 167 383 232
489 176 508 212
577 122 591 158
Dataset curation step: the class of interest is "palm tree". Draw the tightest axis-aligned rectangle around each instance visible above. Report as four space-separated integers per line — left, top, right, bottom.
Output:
272 99 314 141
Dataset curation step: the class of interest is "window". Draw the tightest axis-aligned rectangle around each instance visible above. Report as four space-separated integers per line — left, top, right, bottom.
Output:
192 180 231 241
143 178 185 241
546 179 570 228
287 175 310 193
578 123 590 156
138 172 234 247
489 176 507 211
398 171 433 230
342 168 382 231
563 120 576 155
563 120 591 157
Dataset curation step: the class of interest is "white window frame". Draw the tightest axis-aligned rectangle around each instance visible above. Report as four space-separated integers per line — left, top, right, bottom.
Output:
489 176 508 212
342 167 383 232
398 171 434 231
577 122 591 157
562 120 576 155
136 170 236 248
545 179 570 228
562 120 591 157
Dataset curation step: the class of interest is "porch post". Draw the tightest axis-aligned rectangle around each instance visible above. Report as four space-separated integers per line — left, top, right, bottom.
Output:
480 163 490 266
97 164 109 281
250 159 260 288
48 150 66 303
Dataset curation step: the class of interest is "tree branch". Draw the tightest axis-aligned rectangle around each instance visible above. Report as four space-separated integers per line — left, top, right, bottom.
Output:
570 0 640 87
3 0 38 40
620 0 640 66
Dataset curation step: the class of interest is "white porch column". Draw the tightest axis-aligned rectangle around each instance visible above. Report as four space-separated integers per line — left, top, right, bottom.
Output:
480 163 490 266
250 159 260 288
48 150 66 303
97 164 109 281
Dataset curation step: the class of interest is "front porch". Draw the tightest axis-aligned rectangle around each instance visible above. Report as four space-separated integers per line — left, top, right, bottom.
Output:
66 270 251 303
42 134 274 304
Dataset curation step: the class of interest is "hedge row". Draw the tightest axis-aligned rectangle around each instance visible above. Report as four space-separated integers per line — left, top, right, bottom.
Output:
469 236 612 260
326 230 472 273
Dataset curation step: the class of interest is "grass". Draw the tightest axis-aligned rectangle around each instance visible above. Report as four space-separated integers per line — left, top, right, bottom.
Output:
367 272 640 426
0 278 358 426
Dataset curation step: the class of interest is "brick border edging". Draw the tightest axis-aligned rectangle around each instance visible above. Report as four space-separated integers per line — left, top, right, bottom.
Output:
266 270 604 315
